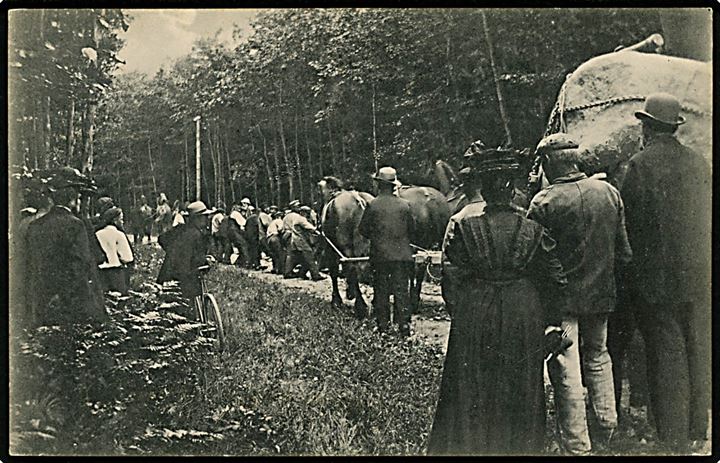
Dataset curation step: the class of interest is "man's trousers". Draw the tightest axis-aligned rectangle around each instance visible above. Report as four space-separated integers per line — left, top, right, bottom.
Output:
371 260 412 334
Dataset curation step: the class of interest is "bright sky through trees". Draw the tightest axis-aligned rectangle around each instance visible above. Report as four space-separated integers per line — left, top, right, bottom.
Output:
117 9 257 75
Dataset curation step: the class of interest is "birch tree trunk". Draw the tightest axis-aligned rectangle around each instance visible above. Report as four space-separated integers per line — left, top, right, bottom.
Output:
44 96 52 168
147 138 158 198
32 101 39 169
276 88 294 201
303 116 315 204
294 110 304 202
257 124 280 205
326 117 336 174
223 125 236 204
66 98 75 161
481 10 513 147
82 101 97 173
339 116 347 172
316 126 324 179
372 83 378 172
206 122 219 205
183 130 189 202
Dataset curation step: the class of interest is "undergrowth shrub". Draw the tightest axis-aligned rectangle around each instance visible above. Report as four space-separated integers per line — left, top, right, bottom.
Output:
10 245 444 456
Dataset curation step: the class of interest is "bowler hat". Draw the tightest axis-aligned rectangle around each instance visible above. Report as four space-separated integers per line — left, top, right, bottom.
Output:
187 201 216 215
635 93 686 126
372 166 401 186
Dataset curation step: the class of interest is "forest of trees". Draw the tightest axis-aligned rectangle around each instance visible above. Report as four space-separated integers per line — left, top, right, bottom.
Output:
10 8 668 210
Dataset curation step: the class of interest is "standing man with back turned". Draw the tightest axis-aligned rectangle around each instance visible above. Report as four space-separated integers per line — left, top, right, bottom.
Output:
359 166 415 337
527 133 632 455
621 93 711 452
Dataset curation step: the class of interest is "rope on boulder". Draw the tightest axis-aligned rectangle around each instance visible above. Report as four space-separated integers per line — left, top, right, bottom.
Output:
546 93 707 138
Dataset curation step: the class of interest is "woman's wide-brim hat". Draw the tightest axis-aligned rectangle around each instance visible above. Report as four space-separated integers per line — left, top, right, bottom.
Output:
464 146 520 175
288 199 301 208
372 166 401 186
635 92 686 126
187 201 216 216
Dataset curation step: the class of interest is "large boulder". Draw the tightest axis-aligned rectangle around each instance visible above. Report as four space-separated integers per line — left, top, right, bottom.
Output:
545 50 711 180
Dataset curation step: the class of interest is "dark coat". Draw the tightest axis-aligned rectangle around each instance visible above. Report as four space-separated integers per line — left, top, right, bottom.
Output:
245 213 262 243
358 192 415 262
528 172 632 315
620 134 711 304
157 222 209 298
24 206 108 326
429 201 567 455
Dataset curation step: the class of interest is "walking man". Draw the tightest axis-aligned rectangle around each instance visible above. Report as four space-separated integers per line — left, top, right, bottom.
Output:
621 93 711 451
359 166 415 336
527 133 632 455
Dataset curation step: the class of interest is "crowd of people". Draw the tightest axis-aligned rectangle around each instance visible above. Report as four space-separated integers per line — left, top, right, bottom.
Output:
153 195 327 302
9 92 710 456
427 93 710 456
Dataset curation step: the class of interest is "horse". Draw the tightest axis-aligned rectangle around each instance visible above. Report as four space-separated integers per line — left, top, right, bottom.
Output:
395 185 451 314
154 199 173 236
433 159 468 215
318 176 375 318
132 202 154 243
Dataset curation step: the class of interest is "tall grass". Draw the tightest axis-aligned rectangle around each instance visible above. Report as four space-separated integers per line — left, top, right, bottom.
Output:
11 244 444 455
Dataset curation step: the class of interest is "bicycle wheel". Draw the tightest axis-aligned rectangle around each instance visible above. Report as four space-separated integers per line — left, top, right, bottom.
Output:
202 293 225 349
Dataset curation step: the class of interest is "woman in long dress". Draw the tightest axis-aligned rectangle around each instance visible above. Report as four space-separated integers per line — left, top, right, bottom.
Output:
95 207 134 295
427 144 567 455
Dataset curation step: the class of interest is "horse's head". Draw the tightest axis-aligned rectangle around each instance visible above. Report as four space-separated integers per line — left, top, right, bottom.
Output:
433 159 461 197
318 176 345 203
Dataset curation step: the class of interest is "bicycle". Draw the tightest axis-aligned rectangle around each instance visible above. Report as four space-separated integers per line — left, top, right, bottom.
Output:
195 263 226 349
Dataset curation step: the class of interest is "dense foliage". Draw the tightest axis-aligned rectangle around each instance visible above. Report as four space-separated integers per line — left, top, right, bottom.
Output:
8 9 129 172
10 245 444 455
10 9 663 211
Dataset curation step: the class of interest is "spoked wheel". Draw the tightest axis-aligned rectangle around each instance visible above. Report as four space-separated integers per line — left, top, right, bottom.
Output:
201 293 225 350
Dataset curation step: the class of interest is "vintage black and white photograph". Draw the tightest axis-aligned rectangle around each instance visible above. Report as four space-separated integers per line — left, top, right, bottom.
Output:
7 7 712 457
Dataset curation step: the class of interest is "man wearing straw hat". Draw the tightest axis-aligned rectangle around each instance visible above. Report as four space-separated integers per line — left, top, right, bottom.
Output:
620 93 711 451
157 200 216 300
359 166 415 336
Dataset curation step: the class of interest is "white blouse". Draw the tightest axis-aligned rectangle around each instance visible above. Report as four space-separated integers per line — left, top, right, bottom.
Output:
95 224 134 269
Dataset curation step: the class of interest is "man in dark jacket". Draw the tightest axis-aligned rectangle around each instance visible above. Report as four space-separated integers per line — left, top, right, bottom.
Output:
244 205 263 270
528 133 632 455
620 93 711 451
157 201 215 301
24 167 109 327
359 166 416 336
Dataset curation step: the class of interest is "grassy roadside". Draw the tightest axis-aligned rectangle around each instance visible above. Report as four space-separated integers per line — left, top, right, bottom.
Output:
195 264 444 455
11 244 444 456
11 244 675 456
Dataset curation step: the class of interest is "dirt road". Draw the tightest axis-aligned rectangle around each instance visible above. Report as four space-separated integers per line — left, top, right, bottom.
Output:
245 259 451 352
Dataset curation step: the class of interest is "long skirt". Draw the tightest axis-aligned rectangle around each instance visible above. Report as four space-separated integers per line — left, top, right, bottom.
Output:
98 267 129 295
427 278 546 455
